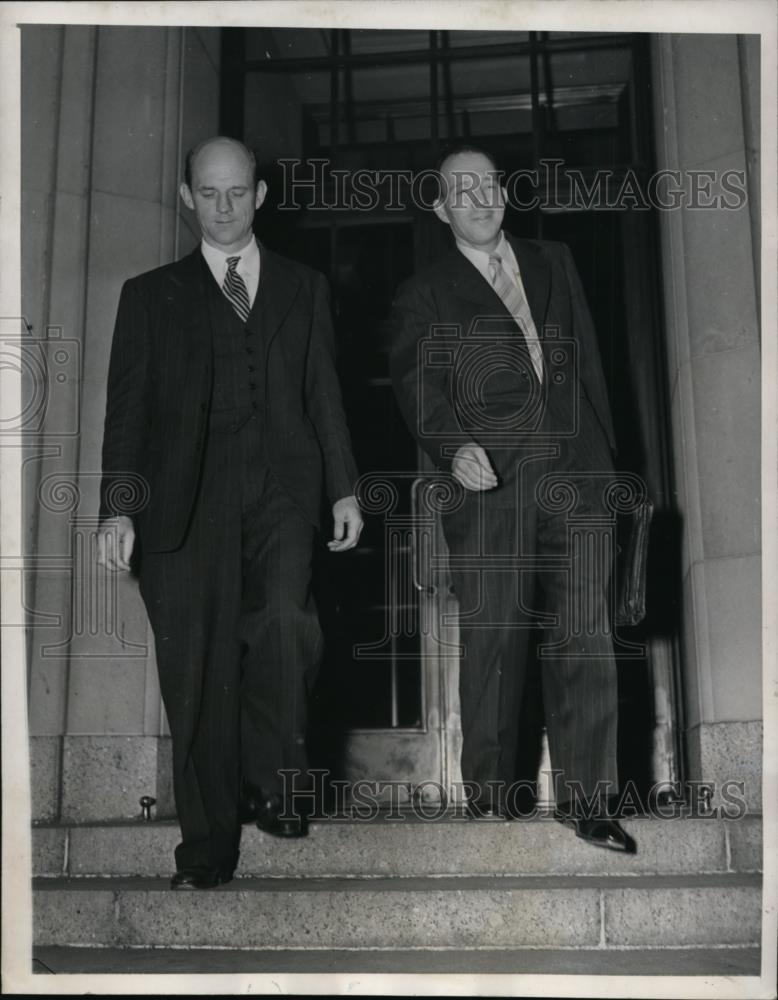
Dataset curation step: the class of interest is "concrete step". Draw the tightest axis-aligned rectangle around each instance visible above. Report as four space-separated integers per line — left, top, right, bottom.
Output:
33 814 762 878
33 944 763 976
34 873 761 950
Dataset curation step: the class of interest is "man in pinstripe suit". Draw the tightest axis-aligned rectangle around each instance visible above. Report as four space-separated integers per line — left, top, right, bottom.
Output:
389 145 635 852
97 136 363 888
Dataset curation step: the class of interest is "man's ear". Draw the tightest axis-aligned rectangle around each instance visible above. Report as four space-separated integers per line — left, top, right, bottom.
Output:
254 179 268 210
179 183 195 210
433 199 450 225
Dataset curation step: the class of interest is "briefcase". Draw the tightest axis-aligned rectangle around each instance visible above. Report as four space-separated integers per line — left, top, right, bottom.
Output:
613 497 654 627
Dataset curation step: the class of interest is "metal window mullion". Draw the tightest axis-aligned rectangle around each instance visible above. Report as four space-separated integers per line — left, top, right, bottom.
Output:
529 31 544 239
343 30 356 146
441 31 456 140
429 30 439 153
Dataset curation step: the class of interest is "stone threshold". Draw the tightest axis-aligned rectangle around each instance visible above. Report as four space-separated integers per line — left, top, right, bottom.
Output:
32 944 762 976
34 872 763 891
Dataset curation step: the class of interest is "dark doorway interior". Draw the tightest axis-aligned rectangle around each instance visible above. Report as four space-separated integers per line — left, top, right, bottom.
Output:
222 27 682 802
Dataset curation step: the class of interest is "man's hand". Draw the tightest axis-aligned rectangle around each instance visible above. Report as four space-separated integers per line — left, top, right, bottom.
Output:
452 444 498 491
97 515 135 571
328 495 363 552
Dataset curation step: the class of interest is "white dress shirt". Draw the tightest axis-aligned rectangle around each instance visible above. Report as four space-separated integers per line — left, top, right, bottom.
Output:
456 232 528 312
200 235 260 308
456 231 544 381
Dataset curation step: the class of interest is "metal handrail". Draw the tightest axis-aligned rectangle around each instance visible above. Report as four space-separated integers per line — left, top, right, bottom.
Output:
410 477 436 596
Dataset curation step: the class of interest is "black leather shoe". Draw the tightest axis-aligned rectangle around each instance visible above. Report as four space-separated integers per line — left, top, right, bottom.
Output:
245 788 308 838
465 798 508 820
170 867 233 890
238 795 258 825
555 814 636 854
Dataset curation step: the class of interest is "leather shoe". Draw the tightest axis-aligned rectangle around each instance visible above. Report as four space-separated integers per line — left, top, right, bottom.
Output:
465 798 509 820
244 788 308 838
238 795 258 825
555 813 636 854
170 867 233 890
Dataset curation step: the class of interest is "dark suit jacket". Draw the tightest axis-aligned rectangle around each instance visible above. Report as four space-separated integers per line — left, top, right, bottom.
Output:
388 235 616 507
100 244 358 552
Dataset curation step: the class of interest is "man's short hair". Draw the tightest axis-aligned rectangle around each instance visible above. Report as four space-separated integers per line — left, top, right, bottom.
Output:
184 137 260 190
433 143 501 178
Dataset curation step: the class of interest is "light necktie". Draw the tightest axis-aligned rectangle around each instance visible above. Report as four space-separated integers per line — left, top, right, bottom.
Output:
223 256 251 322
487 253 544 383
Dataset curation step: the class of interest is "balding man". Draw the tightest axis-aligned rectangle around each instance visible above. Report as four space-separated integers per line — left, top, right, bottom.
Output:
389 144 634 853
97 137 362 889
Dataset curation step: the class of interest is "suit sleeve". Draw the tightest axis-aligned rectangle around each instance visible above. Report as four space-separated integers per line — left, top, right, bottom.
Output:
387 277 466 473
304 273 359 505
560 243 617 454
99 279 153 522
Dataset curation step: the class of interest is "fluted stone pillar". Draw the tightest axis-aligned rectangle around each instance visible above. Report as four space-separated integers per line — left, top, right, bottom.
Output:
23 25 221 822
651 34 761 810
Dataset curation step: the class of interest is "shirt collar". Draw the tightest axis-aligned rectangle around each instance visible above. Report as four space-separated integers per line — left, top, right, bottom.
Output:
455 231 513 269
200 234 259 271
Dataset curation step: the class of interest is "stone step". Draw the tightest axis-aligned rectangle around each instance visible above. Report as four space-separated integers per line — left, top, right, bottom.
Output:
33 814 762 879
34 873 761 950
32 944 763 977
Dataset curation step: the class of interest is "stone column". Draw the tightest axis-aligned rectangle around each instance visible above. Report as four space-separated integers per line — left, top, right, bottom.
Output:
24 25 221 822
651 34 761 810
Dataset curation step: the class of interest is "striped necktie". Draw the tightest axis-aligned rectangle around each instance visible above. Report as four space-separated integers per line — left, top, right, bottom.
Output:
488 253 544 383
223 256 251 322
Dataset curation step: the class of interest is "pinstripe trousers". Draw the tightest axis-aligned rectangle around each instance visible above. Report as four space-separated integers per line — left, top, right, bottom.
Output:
442 468 619 809
138 417 322 872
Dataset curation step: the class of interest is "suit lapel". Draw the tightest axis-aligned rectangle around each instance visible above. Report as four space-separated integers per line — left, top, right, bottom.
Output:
442 236 552 337
506 235 551 338
249 244 301 354
163 243 302 350
162 248 213 350
443 248 507 315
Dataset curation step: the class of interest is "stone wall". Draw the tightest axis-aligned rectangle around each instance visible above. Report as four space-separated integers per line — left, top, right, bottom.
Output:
23 25 221 822
651 34 762 810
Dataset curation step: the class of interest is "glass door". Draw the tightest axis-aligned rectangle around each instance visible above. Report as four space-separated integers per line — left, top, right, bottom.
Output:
295 216 455 803
231 25 681 808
